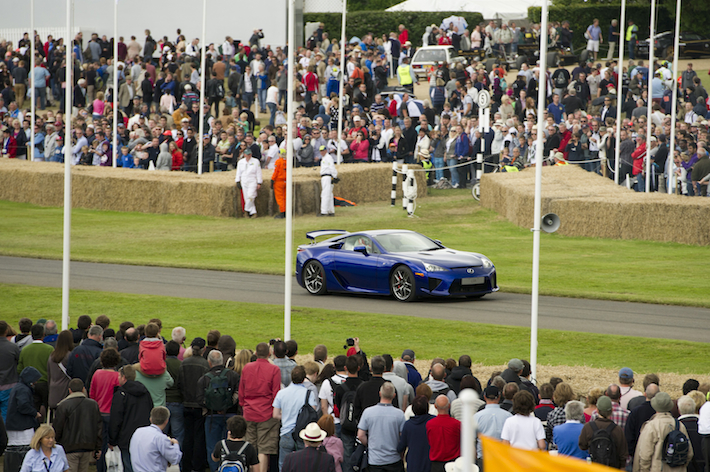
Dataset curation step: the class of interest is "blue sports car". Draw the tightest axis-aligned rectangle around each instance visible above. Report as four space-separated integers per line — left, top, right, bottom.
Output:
296 229 498 302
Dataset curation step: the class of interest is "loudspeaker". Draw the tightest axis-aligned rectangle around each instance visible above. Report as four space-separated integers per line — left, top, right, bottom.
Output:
541 213 560 233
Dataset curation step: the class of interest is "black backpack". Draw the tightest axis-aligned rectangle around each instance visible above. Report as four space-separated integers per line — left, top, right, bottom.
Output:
292 389 319 445
204 369 234 412
216 82 225 99
339 383 359 433
663 419 690 467
588 421 618 468
430 386 451 404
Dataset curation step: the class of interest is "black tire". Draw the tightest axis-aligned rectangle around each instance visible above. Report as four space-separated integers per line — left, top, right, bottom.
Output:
471 183 481 201
302 260 327 295
547 52 560 69
579 49 589 65
390 266 416 302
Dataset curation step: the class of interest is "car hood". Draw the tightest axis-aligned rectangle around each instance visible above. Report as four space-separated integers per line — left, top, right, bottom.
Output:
403 249 488 269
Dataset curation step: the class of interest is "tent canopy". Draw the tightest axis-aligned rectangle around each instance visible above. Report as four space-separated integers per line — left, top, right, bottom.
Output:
386 0 543 21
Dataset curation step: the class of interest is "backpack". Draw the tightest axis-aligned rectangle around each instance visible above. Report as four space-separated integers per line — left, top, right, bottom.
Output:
95 75 104 92
663 419 690 467
138 339 166 376
430 386 451 404
204 369 234 412
216 82 225 99
588 422 617 468
292 389 319 445
218 440 249 472
339 383 359 433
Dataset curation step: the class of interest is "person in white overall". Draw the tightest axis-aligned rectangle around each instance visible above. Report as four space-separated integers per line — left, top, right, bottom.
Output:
318 145 337 217
235 147 263 217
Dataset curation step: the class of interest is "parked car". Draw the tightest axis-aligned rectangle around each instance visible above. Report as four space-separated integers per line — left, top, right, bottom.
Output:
411 46 466 79
637 31 710 60
296 229 498 302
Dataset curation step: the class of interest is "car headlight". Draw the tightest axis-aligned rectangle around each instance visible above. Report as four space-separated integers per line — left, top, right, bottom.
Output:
425 263 447 272
481 258 494 269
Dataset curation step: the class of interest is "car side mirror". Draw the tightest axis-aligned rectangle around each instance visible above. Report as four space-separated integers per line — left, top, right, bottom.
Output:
354 245 368 255
434 239 442 245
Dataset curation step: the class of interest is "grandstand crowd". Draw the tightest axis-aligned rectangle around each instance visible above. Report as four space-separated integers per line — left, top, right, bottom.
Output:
0 316 707 472
0 20 709 195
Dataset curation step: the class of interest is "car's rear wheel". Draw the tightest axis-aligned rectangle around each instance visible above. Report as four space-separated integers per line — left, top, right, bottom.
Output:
390 266 416 302
471 183 481 201
303 260 327 295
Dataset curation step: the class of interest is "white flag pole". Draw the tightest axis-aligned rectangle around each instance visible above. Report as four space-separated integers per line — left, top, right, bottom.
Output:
667 0 681 194
197 0 207 176
61 0 73 331
530 0 549 385
645 0 656 193
336 0 346 165
30 0 35 162
112 0 118 168
614 0 626 185
284 0 296 341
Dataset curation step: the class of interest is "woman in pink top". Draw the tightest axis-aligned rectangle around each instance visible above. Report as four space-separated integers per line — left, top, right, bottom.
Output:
92 91 106 121
317 415 344 472
90 348 121 472
349 131 370 162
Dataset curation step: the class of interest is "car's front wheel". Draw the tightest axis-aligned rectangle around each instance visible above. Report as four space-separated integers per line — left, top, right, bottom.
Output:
303 260 327 295
390 266 416 302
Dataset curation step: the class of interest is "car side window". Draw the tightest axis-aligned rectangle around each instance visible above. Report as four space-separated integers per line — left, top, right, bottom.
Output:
342 236 378 254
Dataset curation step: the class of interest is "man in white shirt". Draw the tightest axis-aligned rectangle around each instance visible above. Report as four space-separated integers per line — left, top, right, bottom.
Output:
72 127 88 165
129 407 182 472
318 146 337 217
263 136 279 169
235 148 263 218
318 355 348 434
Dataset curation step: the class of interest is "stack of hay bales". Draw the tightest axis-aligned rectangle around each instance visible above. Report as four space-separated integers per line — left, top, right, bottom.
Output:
480 165 710 246
0 160 426 218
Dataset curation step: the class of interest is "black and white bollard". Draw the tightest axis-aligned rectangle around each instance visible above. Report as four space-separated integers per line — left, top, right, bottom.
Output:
391 162 398 206
401 164 408 211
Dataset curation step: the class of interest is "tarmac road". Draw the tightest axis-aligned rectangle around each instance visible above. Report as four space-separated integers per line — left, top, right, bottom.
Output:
1 255 708 342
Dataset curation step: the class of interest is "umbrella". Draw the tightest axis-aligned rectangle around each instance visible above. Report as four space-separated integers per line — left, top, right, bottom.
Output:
440 16 468 32
349 36 361 44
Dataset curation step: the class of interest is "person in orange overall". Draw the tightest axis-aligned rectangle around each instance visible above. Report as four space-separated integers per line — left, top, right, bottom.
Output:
271 148 287 219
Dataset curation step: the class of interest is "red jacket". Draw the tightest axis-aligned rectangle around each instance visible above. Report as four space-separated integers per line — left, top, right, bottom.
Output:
426 414 461 461
3 136 17 158
350 139 370 161
399 29 409 45
558 130 572 159
239 358 281 422
304 72 319 92
631 141 646 175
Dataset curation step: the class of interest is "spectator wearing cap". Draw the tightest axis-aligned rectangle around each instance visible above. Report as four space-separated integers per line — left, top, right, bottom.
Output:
625 384 660 461
426 395 461 472
282 423 335 472
592 384 630 430
618 367 644 410
552 400 588 459
474 385 512 466
180 337 210 472
401 350 421 389
634 392 694 471
579 396 628 469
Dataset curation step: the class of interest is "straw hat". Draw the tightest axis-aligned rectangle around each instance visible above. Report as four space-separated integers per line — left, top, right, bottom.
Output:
299 423 327 442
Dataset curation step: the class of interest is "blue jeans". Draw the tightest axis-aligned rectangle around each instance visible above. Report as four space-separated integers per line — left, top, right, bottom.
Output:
278 433 299 471
35 87 47 109
447 158 459 186
267 103 277 126
0 389 10 422
205 414 228 472
635 174 645 192
167 402 185 450
341 432 356 472
122 448 133 472
628 39 636 60
278 90 287 107
243 92 254 110
258 89 267 112
433 157 445 181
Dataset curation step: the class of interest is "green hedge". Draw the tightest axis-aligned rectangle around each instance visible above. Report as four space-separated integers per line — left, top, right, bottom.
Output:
348 0 401 12
305 11 484 47
528 4 674 51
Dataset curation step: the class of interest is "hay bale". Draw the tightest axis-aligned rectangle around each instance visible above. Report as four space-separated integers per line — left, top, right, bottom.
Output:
480 165 710 246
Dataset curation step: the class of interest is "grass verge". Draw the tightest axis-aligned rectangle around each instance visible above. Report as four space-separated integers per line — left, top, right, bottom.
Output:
0 283 707 375
0 197 707 307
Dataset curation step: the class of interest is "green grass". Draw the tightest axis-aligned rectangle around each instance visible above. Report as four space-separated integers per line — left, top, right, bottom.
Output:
0 197 707 307
0 283 707 374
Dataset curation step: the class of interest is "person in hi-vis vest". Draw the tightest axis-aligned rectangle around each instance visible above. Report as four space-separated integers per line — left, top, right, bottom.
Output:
397 57 418 94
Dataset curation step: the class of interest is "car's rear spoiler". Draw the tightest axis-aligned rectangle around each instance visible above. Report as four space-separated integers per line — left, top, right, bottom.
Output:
305 230 348 244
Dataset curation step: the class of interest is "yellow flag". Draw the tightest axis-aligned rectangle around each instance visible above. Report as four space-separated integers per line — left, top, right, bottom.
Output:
480 435 617 472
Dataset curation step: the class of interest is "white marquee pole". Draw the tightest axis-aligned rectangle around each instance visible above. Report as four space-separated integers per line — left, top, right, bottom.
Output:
197 0 207 175
614 0 627 185
645 0 656 193
112 0 118 168
667 0 681 194
530 0 549 385
284 0 296 341
61 0 73 331
30 0 35 162
336 0 346 164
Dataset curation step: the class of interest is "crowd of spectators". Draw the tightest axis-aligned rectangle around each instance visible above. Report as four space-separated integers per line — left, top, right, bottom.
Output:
0 316 707 472
0 20 709 195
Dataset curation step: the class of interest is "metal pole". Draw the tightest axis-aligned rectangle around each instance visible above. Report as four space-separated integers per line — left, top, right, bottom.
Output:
667 0 681 194
336 0 346 165
645 0 656 193
30 0 35 161
459 390 476 472
197 0 207 176
530 0 549 385
614 0 627 185
284 0 296 341
61 0 73 332
112 0 118 168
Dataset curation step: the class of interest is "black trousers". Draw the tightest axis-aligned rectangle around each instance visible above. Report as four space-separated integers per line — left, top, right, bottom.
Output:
369 460 405 472
183 407 207 472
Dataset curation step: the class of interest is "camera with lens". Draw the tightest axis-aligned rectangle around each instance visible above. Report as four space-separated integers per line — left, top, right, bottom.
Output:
269 338 277 345
343 338 355 349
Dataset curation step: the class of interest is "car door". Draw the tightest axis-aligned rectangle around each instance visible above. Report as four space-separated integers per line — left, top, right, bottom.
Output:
333 235 381 291
683 33 709 56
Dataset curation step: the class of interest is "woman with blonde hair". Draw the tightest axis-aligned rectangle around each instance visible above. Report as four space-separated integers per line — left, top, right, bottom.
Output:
584 387 604 422
18 425 69 472
317 415 344 472
232 349 252 376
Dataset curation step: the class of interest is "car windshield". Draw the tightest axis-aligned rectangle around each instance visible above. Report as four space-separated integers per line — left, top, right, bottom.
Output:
413 49 446 63
375 232 441 253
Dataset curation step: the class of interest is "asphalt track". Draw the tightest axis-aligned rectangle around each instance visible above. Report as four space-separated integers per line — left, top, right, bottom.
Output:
1 256 708 342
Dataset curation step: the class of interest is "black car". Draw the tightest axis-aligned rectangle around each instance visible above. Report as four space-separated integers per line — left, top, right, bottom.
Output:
638 31 710 60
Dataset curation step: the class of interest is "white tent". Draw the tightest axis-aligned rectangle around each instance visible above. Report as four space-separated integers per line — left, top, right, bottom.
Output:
386 0 543 21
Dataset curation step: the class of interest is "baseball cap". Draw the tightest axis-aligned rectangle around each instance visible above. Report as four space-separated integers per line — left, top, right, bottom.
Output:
508 358 524 371
353 115 361 122
619 367 634 382
596 395 612 415
244 148 252 155
483 385 500 399
319 145 326 151
190 337 206 349
401 349 415 361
